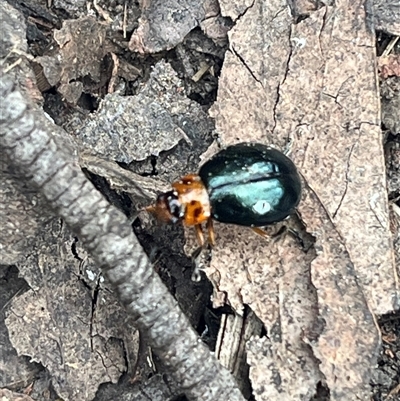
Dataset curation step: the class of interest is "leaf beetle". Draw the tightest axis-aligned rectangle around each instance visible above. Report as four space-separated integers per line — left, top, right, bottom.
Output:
147 142 302 246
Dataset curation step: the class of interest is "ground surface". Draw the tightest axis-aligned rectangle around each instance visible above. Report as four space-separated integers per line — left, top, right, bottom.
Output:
0 1 399 401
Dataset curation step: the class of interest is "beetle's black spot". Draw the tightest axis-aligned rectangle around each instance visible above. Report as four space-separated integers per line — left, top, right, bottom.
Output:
194 207 202 218
163 191 183 221
169 199 181 218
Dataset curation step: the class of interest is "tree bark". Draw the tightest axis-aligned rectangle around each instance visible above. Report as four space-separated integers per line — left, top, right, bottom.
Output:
0 75 246 401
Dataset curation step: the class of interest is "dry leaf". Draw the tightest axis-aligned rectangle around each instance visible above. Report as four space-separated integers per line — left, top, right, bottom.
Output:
379 54 400 78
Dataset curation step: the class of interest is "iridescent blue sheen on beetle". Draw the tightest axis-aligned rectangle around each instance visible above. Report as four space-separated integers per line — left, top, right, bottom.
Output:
147 142 302 246
198 143 301 226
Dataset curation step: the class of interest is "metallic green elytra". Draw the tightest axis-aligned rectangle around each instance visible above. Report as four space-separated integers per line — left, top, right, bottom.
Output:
198 143 302 226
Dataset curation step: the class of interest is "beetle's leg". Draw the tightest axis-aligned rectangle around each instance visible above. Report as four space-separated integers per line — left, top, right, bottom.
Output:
190 244 213 282
206 218 215 247
253 224 311 249
251 227 271 240
194 224 205 247
251 226 287 242
213 132 223 148
283 132 294 156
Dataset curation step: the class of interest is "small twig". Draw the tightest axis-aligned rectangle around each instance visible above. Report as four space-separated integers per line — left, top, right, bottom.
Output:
0 47 34 69
93 0 113 23
3 58 22 73
108 52 119 93
382 36 399 57
123 2 128 39
192 63 210 82
27 16 54 29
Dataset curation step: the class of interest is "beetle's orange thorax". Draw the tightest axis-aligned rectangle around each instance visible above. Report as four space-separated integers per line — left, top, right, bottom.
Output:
172 174 211 226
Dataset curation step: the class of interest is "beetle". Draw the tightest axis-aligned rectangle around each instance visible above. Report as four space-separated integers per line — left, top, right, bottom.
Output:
147 142 302 247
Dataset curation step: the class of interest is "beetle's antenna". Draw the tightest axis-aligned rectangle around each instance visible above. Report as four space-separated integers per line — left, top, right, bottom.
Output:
127 205 153 225
145 205 156 214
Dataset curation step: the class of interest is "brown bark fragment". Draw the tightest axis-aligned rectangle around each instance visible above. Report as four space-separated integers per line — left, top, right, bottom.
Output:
210 0 292 149
3 216 134 401
207 0 393 399
373 0 400 35
218 0 254 20
379 54 400 78
75 61 212 164
274 3 397 316
129 0 209 53
52 17 107 104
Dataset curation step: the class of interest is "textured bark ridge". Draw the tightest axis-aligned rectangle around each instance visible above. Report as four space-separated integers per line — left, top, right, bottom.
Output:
0 77 246 401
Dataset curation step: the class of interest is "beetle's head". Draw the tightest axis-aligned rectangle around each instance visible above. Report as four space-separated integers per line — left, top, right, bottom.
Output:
146 190 184 224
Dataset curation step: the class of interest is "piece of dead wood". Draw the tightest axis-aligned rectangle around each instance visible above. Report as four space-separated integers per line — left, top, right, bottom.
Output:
218 0 254 20
79 152 170 209
5 279 129 401
221 0 400 36
107 52 120 93
2 161 138 401
74 60 212 164
0 265 41 390
33 16 107 104
0 163 41 266
206 0 396 400
215 311 263 399
0 76 246 401
213 0 398 313
129 0 207 53
129 0 226 53
200 14 231 46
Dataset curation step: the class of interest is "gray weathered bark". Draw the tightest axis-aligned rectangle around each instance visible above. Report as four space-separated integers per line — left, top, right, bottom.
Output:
0 75 246 401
